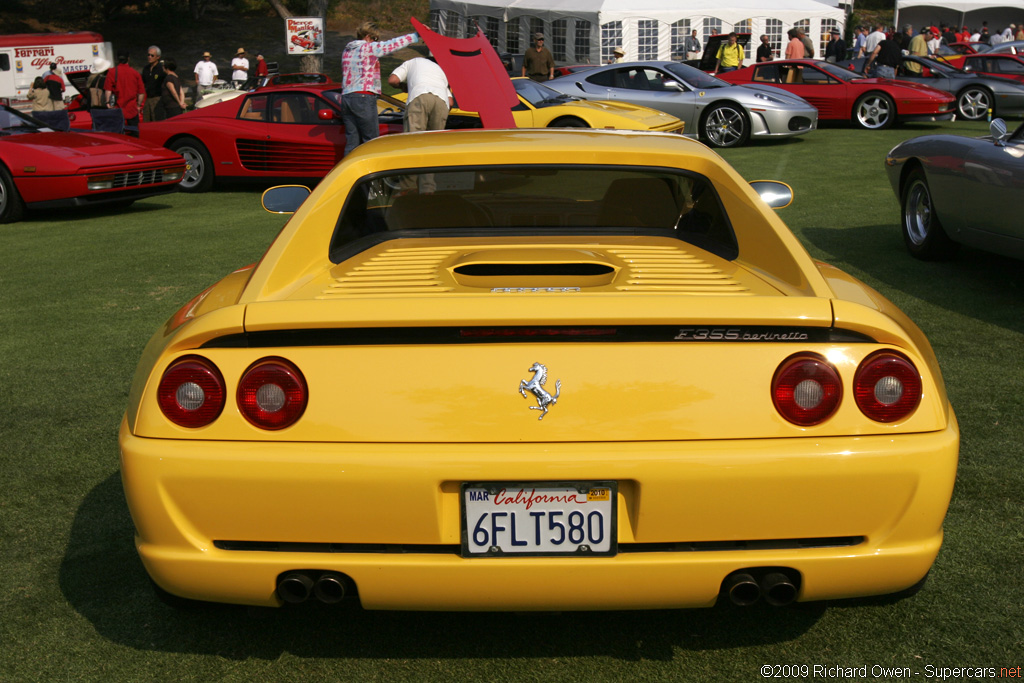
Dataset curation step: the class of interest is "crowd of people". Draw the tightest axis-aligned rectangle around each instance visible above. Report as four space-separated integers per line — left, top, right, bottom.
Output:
39 46 270 137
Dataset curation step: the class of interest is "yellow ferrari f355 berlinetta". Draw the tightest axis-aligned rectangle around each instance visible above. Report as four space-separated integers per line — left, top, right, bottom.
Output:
120 128 958 611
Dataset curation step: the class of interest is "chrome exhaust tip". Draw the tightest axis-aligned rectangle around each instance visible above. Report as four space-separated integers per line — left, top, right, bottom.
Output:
277 572 314 604
761 572 798 606
724 571 761 606
313 572 348 604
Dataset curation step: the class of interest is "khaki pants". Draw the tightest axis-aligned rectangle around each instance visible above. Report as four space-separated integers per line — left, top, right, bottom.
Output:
143 98 161 122
402 93 450 194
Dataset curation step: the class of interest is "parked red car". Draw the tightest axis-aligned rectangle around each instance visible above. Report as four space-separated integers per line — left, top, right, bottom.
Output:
139 83 404 192
0 105 184 223
718 59 955 129
945 53 1024 83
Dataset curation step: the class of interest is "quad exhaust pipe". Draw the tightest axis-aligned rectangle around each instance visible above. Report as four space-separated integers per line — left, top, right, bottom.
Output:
722 569 799 607
276 571 351 604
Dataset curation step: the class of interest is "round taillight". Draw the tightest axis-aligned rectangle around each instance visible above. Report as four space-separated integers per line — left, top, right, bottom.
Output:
772 353 842 426
237 358 307 430
854 351 922 423
157 356 226 428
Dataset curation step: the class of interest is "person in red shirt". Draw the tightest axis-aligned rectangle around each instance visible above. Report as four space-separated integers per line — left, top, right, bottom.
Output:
106 49 146 136
255 54 269 79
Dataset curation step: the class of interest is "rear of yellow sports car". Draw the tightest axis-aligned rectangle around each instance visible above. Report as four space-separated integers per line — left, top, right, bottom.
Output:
120 130 958 610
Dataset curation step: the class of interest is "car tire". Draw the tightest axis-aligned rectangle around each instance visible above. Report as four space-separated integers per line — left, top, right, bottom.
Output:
701 103 750 148
901 167 959 260
0 163 26 224
169 137 215 193
956 86 992 120
548 117 588 128
853 92 895 130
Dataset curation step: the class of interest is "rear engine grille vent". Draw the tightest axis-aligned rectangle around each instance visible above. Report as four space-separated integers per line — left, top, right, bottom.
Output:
321 247 458 297
609 246 752 295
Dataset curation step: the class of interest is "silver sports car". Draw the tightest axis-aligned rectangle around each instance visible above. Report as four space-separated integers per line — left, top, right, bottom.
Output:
545 61 818 148
886 118 1024 260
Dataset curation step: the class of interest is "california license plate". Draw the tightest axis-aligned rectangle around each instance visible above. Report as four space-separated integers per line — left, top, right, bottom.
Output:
461 481 617 557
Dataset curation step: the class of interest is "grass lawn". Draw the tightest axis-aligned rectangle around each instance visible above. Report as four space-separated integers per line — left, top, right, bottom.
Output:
1 119 1022 681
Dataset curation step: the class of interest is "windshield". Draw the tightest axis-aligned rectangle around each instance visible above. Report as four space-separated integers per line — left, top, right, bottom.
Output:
0 107 43 134
663 62 732 89
513 79 574 107
329 165 737 261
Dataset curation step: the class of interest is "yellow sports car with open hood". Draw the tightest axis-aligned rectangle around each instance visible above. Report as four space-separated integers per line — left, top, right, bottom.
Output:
120 128 958 611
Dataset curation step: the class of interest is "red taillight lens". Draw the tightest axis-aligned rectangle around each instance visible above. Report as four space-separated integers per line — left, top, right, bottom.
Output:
772 353 842 426
237 358 307 430
854 351 922 423
157 356 226 428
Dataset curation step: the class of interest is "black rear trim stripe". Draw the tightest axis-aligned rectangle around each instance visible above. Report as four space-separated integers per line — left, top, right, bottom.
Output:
214 535 865 554
201 326 876 348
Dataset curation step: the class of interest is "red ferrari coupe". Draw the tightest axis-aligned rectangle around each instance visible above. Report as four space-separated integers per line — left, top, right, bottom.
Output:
718 59 955 129
0 106 185 223
947 53 1024 83
140 83 404 192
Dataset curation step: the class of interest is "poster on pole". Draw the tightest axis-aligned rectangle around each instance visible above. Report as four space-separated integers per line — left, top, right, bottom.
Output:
286 17 324 55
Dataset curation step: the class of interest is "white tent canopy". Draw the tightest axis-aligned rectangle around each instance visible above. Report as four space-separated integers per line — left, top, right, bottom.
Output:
430 0 846 65
895 1 1024 33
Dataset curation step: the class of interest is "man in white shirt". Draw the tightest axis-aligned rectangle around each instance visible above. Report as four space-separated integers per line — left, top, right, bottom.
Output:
388 57 451 193
231 48 249 89
861 24 886 57
193 51 218 102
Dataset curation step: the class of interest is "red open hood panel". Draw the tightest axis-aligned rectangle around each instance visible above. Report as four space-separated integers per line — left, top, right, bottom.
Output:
412 17 518 129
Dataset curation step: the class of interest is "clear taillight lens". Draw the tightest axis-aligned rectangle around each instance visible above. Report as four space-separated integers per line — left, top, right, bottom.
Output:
772 353 842 426
854 351 922 423
237 358 307 430
157 356 226 428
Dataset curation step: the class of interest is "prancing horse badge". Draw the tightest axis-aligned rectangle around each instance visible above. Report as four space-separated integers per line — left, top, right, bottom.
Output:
518 362 561 420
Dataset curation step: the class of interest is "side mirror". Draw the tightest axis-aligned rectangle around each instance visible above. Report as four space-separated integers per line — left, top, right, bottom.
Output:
749 180 793 209
318 108 337 121
262 185 311 214
990 117 1009 143
662 80 683 91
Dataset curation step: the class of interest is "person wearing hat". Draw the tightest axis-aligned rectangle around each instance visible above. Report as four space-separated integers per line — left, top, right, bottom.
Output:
522 32 554 82
907 26 929 74
610 46 625 64
824 28 846 63
193 51 218 103
231 48 249 89
107 49 146 136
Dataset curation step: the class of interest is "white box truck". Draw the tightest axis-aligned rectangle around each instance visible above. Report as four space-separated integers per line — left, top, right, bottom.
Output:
0 32 114 107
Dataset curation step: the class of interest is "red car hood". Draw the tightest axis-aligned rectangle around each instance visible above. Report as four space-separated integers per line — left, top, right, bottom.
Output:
412 17 519 128
3 131 181 168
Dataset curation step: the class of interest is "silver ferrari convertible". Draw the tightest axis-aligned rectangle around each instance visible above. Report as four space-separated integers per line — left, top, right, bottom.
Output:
545 61 818 148
886 118 1024 260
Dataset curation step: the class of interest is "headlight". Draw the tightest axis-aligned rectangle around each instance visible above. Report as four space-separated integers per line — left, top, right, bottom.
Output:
162 169 184 182
753 92 782 105
87 174 115 191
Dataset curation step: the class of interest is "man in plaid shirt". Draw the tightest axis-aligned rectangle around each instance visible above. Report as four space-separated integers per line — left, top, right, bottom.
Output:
342 21 420 155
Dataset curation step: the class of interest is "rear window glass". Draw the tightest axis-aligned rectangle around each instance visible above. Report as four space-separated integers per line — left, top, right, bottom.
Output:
328 165 737 262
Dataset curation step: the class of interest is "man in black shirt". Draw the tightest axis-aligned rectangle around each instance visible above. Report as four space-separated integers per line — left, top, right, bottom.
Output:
756 34 774 62
824 28 847 63
864 37 901 79
140 45 165 122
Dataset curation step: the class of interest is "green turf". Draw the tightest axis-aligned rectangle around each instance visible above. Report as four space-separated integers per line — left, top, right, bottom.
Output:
1 119 1021 681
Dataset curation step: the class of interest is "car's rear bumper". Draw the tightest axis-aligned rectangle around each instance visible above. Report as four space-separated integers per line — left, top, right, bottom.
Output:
120 414 958 609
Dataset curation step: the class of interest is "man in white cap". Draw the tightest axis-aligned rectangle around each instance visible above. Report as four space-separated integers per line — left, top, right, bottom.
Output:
193 51 218 102
87 57 111 109
611 46 625 63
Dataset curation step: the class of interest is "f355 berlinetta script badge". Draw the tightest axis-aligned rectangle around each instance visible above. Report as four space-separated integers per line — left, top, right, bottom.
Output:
518 362 561 420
